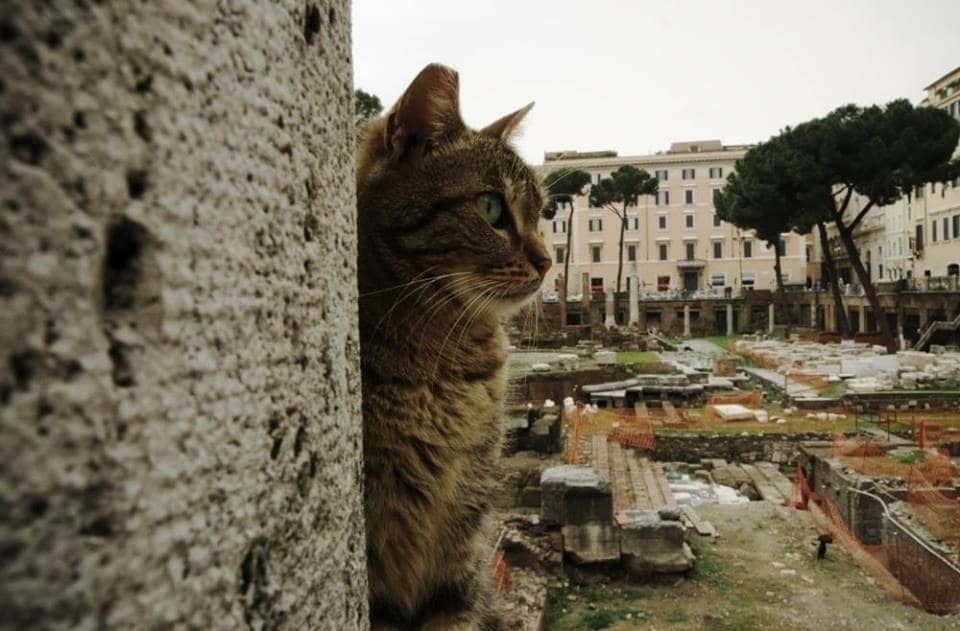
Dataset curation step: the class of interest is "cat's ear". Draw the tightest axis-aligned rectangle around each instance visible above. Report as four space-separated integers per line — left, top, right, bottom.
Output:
481 102 534 141
384 63 464 162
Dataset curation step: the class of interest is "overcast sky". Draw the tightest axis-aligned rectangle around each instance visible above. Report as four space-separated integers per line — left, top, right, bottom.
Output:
353 0 960 164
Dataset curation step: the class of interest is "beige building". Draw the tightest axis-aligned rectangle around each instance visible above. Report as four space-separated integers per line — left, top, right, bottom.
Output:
537 140 815 299
846 66 960 283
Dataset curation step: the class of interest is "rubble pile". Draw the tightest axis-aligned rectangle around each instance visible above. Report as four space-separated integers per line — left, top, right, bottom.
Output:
734 338 960 392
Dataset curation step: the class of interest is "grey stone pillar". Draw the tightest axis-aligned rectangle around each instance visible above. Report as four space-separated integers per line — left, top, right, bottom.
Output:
628 276 640 326
0 2 367 628
726 303 734 336
582 272 592 328
810 303 817 328
683 304 691 337
768 302 775 334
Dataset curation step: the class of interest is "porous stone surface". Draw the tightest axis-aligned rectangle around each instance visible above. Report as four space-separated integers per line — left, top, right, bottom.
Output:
540 465 611 526
0 1 366 628
617 510 694 575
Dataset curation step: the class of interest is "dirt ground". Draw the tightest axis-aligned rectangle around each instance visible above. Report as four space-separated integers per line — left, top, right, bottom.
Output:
544 502 960 630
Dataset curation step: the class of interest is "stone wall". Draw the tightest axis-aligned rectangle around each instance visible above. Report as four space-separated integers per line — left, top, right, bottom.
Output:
653 432 834 467
508 366 631 406
0 2 366 628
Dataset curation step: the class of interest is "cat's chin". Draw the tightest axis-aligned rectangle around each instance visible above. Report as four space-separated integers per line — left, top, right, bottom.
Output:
489 290 542 317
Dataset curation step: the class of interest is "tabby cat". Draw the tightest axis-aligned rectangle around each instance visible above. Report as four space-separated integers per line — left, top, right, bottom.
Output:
356 64 550 629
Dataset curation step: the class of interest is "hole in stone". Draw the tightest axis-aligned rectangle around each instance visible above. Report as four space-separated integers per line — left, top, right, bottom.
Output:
72 47 85 62
126 170 148 199
270 436 283 460
79 516 114 537
0 21 19 42
9 132 48 165
9 351 41 390
108 341 134 388
103 218 150 311
293 425 306 457
133 111 151 142
27 496 49 518
304 4 321 44
328 7 335 24
134 74 153 93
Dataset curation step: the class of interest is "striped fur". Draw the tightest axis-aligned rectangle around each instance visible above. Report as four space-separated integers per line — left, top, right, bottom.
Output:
356 65 549 630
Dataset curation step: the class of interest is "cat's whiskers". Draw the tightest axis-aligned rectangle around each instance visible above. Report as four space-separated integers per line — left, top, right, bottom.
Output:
451 281 507 362
411 274 485 336
369 271 473 339
430 282 501 377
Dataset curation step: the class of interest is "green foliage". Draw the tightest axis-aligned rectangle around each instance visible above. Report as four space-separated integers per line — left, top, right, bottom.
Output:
894 449 926 464
354 89 383 124
588 164 658 209
616 351 659 364
542 168 592 218
577 607 648 629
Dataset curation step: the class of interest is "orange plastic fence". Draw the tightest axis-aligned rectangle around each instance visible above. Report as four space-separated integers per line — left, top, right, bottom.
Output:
491 550 510 593
792 469 960 614
564 407 582 465
907 468 960 551
707 390 762 406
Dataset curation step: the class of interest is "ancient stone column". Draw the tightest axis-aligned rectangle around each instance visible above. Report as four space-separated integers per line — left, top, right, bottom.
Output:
628 276 640 326
683 304 691 337
0 2 366 628
582 272 592 328
810 303 817 328
768 302 776 334
726 303 734 336
604 290 616 327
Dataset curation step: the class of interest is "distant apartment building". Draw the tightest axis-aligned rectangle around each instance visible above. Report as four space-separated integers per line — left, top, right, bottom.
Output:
845 66 960 283
537 140 815 297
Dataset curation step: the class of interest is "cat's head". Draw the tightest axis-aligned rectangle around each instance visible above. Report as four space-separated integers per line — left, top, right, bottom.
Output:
357 64 550 316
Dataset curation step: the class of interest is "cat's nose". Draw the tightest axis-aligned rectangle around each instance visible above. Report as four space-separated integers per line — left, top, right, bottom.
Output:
529 253 552 277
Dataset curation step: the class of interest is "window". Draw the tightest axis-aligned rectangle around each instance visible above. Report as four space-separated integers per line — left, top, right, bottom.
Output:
626 216 639 231
555 246 565 264
552 219 565 234
589 217 603 232
685 214 694 228
685 242 696 260
657 275 670 291
932 220 938 242
744 240 752 258
655 169 668 181
713 212 721 227
681 168 696 180
658 215 667 230
741 272 756 288
778 238 787 256
658 243 669 261
806 244 812 261
710 273 725 287
878 264 884 279
627 244 637 262
656 190 670 206
713 241 722 259
591 245 601 263
684 189 694 204
594 173 602 184
915 185 925 199
953 215 960 239
709 167 723 179
944 217 950 240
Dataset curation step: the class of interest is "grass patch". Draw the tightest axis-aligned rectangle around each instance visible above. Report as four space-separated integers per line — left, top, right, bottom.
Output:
667 608 688 624
622 587 647 600
818 381 847 398
544 589 569 625
894 449 926 464
617 350 659 364
704 335 739 352
578 607 649 629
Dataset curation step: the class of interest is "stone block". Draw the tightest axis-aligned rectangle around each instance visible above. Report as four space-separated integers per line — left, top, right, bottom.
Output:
520 486 542 508
540 466 612 526
618 510 695 575
595 350 617 365
561 523 620 564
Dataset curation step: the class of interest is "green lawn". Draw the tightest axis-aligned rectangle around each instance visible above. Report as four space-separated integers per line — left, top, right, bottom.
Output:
703 335 740 352
616 351 659 364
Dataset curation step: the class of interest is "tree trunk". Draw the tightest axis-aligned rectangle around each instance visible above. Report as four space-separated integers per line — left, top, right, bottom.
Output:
563 202 574 304
773 243 789 325
616 205 626 295
817 221 850 338
837 225 896 352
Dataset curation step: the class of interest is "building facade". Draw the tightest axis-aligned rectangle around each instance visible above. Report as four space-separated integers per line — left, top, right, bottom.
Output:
537 140 815 299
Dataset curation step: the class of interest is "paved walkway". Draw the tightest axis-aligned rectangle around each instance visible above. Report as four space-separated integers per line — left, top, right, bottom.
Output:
743 366 819 398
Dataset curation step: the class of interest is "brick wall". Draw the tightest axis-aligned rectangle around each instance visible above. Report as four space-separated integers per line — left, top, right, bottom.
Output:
0 1 366 627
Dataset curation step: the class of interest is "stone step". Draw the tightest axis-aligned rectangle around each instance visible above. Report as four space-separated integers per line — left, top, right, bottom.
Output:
755 462 796 498
651 462 677 508
607 440 632 515
680 505 717 537
592 434 609 479
626 452 654 510
740 463 784 503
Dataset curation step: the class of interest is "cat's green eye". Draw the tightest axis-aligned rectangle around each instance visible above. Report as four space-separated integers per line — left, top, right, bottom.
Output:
477 193 505 227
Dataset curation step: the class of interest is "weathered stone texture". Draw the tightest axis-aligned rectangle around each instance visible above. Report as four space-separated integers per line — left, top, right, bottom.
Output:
0 1 366 628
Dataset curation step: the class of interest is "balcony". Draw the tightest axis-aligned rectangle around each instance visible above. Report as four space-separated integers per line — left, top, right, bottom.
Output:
676 258 706 270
